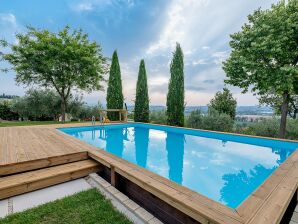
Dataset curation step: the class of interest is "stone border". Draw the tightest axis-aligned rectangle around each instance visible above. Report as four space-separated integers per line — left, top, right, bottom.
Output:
86 173 163 224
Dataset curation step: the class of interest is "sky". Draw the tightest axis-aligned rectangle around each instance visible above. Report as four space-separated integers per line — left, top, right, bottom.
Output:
0 0 279 106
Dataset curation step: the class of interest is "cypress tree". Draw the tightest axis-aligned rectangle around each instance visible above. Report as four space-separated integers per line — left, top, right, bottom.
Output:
166 43 185 126
106 50 124 120
134 59 149 122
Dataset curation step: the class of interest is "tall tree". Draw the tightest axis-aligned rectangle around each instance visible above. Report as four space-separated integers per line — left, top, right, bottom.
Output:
223 0 298 138
106 51 124 120
134 59 149 122
208 88 237 119
0 26 107 122
166 43 185 127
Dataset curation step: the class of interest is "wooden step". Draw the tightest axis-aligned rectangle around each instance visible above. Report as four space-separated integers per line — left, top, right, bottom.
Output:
0 159 102 199
0 152 89 176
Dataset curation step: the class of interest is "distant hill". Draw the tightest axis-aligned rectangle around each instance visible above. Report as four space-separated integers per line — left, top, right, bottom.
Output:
0 93 19 99
126 105 273 116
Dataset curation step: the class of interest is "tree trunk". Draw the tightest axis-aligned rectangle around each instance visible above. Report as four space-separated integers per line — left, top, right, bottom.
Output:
61 97 66 123
278 91 289 139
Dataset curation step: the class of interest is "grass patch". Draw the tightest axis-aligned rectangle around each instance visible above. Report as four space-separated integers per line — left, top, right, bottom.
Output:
0 189 132 224
0 121 80 127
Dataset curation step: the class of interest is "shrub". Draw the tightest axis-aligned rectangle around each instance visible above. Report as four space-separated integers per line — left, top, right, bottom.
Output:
243 118 279 138
150 110 167 125
0 103 19 120
235 118 298 140
186 110 234 132
186 110 203 128
201 113 234 132
286 119 298 140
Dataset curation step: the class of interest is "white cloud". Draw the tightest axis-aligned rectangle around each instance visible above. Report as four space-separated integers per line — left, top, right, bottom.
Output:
0 13 17 25
70 0 111 12
75 3 94 11
192 59 208 66
145 0 209 55
212 51 230 65
202 46 210 50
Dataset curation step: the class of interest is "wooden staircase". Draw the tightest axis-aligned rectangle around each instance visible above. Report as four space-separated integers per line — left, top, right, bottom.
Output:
0 159 101 200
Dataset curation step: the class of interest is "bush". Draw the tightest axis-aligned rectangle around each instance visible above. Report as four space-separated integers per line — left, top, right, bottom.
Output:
239 118 279 138
286 119 298 140
202 113 234 132
0 103 19 120
150 110 167 125
186 110 203 128
235 118 298 140
186 110 234 132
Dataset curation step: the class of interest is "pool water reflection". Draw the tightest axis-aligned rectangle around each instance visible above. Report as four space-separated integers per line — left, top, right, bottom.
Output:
60 124 298 208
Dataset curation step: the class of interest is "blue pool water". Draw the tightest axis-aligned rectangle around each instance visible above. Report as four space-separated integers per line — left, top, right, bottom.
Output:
59 123 298 208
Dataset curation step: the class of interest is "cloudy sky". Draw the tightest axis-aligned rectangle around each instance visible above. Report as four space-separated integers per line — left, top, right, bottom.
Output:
0 0 278 106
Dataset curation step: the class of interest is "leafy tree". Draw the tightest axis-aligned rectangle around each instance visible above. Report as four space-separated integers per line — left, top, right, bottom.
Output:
11 89 84 121
223 0 298 138
208 88 237 119
259 91 298 119
106 51 124 121
134 59 149 122
1 26 108 122
166 43 185 126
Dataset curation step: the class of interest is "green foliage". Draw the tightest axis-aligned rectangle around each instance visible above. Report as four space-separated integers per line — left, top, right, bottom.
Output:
166 43 185 126
186 110 234 132
286 119 298 140
223 0 298 137
208 88 237 119
11 89 84 121
0 102 18 120
134 59 149 122
106 51 124 120
0 121 78 127
1 26 108 122
0 189 131 224
0 93 19 99
259 92 298 119
236 118 298 140
75 104 103 121
149 110 167 125
185 110 203 128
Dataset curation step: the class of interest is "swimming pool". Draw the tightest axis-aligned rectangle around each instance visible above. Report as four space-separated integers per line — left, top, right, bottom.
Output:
59 123 298 208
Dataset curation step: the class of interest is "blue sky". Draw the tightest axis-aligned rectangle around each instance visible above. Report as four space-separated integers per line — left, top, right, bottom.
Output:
0 0 278 106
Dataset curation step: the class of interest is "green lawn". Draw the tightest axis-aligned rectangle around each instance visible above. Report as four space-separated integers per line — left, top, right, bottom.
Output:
0 121 81 127
0 189 131 224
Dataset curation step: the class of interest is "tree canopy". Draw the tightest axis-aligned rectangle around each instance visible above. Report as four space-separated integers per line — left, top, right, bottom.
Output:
134 59 149 122
166 43 185 127
223 0 298 138
11 89 83 121
106 50 124 121
0 26 108 122
259 91 298 119
208 88 237 119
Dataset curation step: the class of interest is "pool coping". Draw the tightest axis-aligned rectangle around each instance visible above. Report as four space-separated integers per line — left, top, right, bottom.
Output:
58 122 298 224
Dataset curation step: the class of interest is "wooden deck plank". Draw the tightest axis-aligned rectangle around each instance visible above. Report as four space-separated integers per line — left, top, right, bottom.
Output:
89 150 243 224
0 124 94 175
0 159 101 199
237 148 298 223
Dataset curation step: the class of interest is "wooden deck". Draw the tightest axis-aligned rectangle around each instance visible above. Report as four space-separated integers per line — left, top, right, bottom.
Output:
0 123 94 175
0 122 297 224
